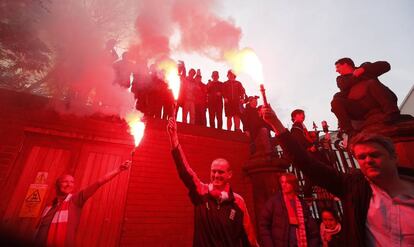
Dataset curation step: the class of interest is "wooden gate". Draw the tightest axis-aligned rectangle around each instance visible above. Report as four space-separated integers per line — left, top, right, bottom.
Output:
74 143 130 247
1 132 131 247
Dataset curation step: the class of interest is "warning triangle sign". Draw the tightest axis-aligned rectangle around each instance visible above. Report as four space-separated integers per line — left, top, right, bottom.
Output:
25 189 41 203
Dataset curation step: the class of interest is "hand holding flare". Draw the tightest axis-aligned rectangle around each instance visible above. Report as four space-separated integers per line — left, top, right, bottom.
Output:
158 59 181 120
126 110 146 161
260 84 269 107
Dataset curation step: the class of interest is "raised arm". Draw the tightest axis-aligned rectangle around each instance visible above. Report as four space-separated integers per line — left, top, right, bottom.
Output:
357 61 390 78
75 161 131 206
167 118 207 196
261 106 346 197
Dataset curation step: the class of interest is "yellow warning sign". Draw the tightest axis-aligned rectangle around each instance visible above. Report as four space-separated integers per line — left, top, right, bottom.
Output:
19 184 48 218
25 189 41 203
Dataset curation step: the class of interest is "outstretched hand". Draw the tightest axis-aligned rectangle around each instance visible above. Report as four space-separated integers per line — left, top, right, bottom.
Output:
167 117 179 148
119 160 131 172
260 105 286 135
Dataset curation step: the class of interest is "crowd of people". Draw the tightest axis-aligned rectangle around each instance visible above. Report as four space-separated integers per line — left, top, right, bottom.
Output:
28 56 413 247
110 47 250 131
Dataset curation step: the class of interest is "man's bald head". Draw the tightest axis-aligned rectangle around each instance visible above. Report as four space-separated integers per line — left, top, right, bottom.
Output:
211 158 231 171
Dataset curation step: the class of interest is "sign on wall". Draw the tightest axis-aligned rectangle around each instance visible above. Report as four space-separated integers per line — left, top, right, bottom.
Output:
19 172 49 218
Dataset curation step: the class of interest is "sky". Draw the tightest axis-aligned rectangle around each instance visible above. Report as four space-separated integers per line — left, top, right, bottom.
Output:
171 0 414 129
31 0 413 130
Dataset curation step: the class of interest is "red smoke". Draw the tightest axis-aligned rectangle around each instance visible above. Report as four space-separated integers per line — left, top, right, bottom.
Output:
30 0 243 117
36 1 135 117
131 0 242 62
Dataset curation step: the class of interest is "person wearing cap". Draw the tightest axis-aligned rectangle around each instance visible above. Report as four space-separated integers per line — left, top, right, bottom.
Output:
207 71 224 129
222 70 247 131
242 95 272 155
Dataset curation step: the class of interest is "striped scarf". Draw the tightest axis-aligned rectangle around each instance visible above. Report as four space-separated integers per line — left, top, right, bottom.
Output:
294 196 308 247
41 194 72 247
284 195 308 247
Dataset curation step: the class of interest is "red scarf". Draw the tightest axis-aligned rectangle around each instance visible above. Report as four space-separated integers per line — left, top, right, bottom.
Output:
283 194 308 247
320 222 341 247
208 183 230 202
41 194 72 247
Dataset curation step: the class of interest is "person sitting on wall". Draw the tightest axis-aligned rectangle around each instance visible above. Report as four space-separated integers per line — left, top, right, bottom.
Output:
331 57 412 136
34 161 130 247
261 104 414 247
242 95 272 155
259 173 320 247
319 208 344 247
167 117 259 247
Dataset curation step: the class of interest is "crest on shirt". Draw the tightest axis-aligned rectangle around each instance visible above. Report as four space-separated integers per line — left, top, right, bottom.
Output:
229 209 236 220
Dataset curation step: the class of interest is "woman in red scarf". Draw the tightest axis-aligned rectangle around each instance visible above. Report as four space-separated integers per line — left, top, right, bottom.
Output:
320 209 344 247
259 173 320 247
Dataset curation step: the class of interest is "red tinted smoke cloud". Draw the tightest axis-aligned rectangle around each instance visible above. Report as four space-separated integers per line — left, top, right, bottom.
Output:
130 0 242 62
38 1 135 117
35 0 242 117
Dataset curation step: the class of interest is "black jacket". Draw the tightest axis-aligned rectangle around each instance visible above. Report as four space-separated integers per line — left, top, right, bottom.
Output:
222 80 246 103
336 61 390 93
172 146 258 247
259 191 320 247
326 230 345 247
290 122 313 149
242 105 271 139
207 80 224 107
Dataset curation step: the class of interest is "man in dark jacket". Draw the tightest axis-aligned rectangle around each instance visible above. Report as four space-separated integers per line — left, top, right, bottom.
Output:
261 105 414 247
259 173 320 247
194 74 208 126
331 58 411 135
167 118 259 247
222 70 247 131
207 71 224 129
242 96 272 155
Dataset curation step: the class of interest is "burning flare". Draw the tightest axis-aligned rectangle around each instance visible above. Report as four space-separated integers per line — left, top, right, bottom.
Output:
157 59 181 100
125 110 146 147
224 48 264 83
